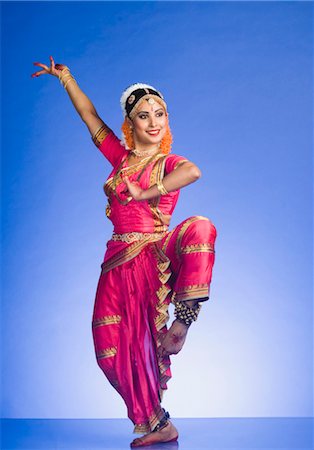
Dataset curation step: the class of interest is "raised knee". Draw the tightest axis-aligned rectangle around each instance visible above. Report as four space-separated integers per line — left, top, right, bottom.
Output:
182 216 217 244
202 218 217 242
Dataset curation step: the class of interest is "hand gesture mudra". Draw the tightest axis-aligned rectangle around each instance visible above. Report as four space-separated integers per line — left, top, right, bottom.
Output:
121 175 145 201
31 55 68 79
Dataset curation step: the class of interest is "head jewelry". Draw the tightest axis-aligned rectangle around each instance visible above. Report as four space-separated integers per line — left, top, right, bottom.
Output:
120 83 172 153
120 83 167 119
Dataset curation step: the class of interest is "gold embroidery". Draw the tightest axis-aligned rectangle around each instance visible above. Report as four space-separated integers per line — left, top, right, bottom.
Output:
156 284 171 303
177 283 208 292
101 237 162 272
92 315 121 328
111 231 166 243
158 271 171 284
96 346 117 359
105 202 111 218
175 216 210 261
134 405 166 434
172 283 209 302
145 244 172 403
161 228 175 253
113 157 160 185
104 176 113 197
148 156 169 231
181 243 215 254
105 153 164 205
92 124 112 147
154 243 171 271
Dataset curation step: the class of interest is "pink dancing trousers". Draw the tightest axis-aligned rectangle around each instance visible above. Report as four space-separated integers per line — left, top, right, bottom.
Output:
91 216 217 433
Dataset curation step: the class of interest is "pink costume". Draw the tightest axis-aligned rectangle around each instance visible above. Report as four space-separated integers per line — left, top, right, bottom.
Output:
92 130 217 434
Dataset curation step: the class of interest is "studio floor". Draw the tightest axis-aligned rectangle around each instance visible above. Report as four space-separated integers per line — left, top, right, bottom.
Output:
1 418 313 450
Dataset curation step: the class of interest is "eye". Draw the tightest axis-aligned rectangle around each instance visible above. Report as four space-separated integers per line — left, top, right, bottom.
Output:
139 114 148 119
156 112 164 117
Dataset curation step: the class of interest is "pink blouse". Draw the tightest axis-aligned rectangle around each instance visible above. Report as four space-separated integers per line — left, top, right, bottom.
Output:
99 131 188 235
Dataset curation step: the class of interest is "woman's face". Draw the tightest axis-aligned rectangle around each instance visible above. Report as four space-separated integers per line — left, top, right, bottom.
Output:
129 99 168 149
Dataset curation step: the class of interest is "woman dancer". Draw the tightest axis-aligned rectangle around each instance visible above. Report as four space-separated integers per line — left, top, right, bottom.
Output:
32 56 217 447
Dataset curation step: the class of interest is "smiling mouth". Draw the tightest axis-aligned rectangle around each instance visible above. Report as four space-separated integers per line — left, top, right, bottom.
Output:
146 130 160 136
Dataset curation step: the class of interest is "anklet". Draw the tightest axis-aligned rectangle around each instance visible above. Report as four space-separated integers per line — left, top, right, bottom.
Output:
153 409 170 432
174 300 202 326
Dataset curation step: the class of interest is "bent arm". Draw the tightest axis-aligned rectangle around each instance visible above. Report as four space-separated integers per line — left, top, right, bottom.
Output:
161 160 201 193
123 161 201 201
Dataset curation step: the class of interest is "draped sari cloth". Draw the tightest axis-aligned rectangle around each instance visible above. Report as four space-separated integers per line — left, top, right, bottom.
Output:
91 129 217 433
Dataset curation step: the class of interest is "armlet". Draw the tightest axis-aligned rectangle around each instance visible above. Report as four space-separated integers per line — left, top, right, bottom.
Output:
92 124 112 148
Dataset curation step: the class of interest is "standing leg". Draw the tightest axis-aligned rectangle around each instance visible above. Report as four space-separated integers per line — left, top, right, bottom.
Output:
92 254 173 435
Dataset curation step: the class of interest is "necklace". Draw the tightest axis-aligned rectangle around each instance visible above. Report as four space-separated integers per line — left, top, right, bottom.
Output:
131 145 160 157
122 154 157 170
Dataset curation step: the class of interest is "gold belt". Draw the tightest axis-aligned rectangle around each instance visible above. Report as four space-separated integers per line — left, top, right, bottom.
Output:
111 231 167 244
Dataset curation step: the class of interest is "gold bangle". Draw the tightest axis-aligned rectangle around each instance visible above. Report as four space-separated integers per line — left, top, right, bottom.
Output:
63 77 77 90
58 66 71 79
59 73 77 89
156 180 169 195
58 67 77 89
59 72 72 80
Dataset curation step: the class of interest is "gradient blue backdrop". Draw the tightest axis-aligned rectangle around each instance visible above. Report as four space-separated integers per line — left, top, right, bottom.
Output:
1 1 313 419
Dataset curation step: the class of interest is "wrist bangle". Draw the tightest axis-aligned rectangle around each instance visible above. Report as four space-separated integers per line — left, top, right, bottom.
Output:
63 77 77 90
58 66 71 80
58 67 77 89
156 179 169 196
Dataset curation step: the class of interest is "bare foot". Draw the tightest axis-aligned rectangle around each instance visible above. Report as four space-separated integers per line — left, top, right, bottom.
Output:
130 421 178 447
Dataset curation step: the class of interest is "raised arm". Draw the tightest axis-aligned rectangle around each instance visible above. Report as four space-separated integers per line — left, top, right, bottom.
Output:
31 56 128 166
31 56 110 142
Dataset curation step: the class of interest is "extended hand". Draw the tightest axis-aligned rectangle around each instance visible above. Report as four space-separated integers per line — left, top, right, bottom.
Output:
31 55 67 79
158 320 189 356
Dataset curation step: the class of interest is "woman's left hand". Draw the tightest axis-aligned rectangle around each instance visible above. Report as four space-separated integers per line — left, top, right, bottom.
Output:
158 320 189 356
121 175 145 201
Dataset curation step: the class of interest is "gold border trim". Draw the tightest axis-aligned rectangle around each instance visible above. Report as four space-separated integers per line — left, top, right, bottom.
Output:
161 228 175 253
173 283 209 302
133 405 166 434
175 216 211 261
92 315 121 328
148 156 170 231
181 243 215 254
101 236 164 273
105 153 165 197
96 346 117 360
92 124 112 148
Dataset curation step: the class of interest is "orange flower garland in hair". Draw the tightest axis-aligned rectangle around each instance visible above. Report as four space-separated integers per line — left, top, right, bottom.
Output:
121 118 173 155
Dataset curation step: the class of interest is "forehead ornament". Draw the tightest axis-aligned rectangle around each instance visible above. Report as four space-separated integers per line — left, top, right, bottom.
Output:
147 98 155 104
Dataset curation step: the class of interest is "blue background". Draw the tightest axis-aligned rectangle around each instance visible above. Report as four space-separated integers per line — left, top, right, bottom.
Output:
1 1 313 419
